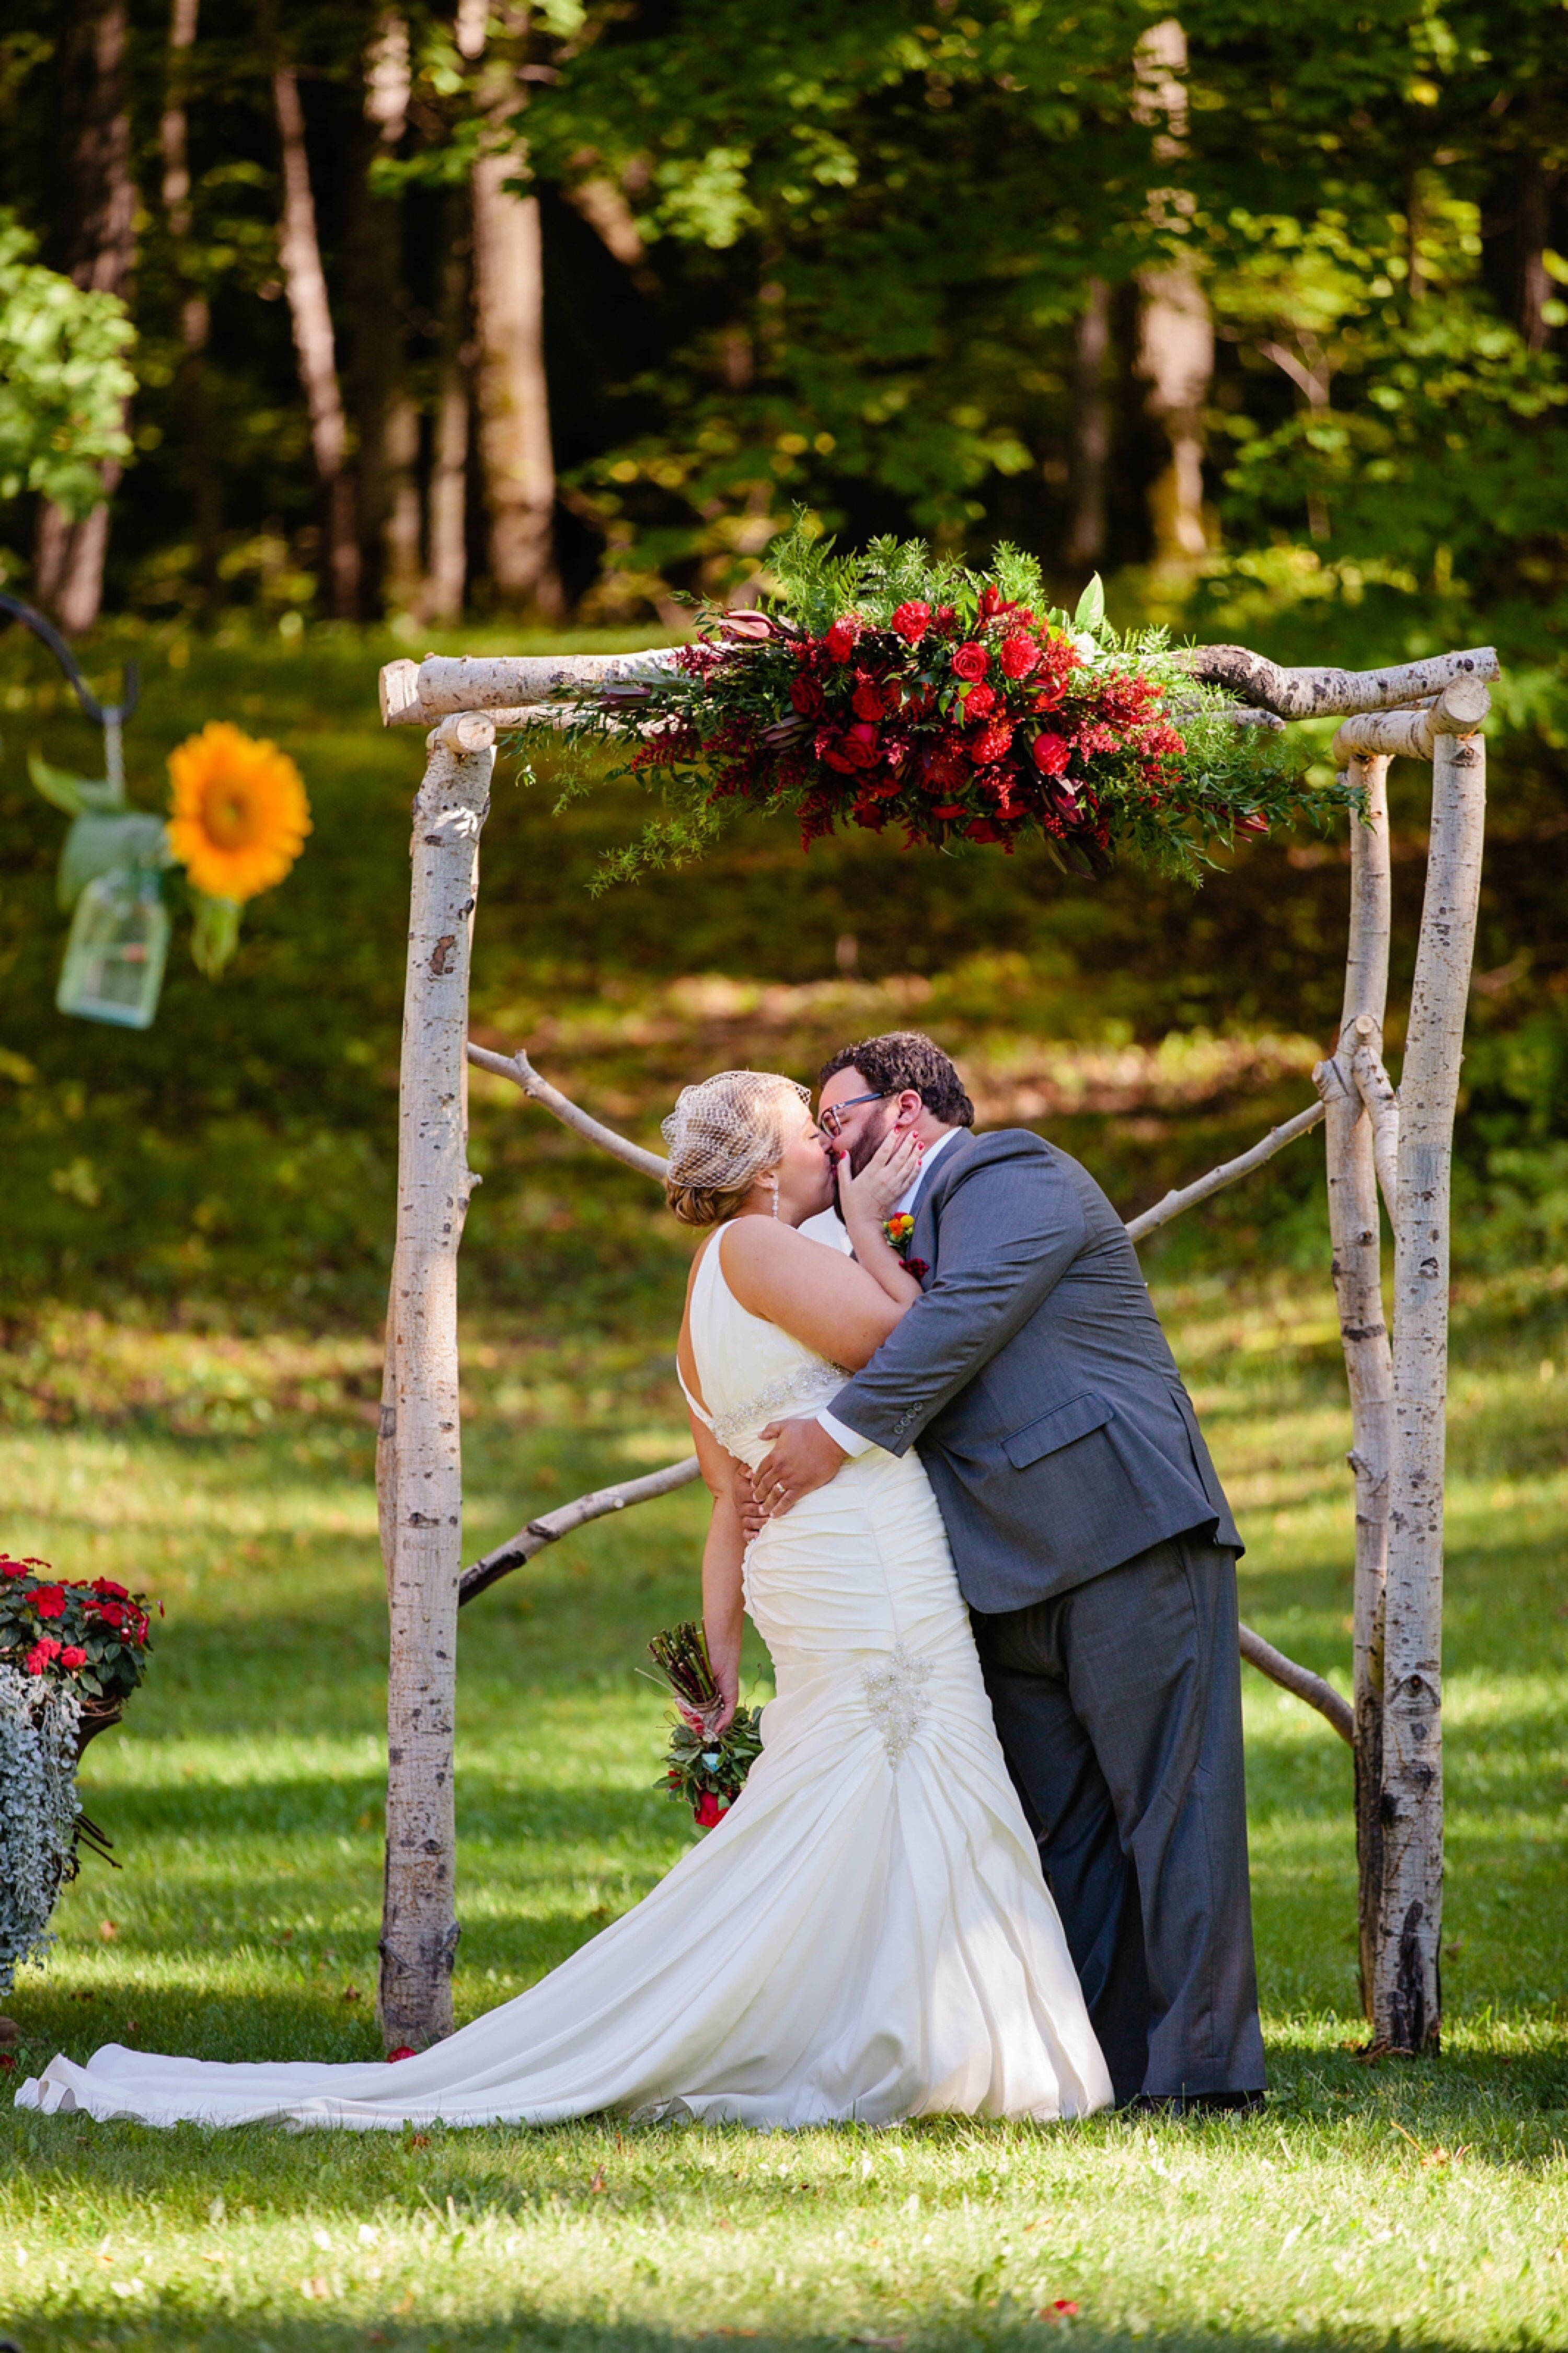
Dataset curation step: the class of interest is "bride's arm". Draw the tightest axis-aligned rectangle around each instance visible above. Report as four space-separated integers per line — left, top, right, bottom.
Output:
688 1407 744 1735
720 1211 918 1368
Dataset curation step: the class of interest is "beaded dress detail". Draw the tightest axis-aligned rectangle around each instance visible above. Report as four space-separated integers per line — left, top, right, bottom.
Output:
19 1227 1110 2133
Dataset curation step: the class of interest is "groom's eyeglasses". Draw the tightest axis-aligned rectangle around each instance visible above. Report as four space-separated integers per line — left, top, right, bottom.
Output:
818 1090 890 1139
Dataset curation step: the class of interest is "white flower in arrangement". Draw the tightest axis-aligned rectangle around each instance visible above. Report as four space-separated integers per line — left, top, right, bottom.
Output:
0 1663 82 1996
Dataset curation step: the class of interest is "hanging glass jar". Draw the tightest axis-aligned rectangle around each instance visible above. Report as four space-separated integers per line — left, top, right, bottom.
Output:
55 864 170 1031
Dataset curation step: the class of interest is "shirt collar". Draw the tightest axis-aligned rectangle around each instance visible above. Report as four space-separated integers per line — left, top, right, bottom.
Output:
896 1124 961 1217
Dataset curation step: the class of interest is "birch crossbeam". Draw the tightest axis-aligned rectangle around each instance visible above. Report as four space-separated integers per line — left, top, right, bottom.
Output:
1331 677 1490 765
381 648 680 729
1185 644 1498 721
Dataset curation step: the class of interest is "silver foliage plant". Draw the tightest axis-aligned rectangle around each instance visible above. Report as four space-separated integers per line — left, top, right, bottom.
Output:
0 1662 82 1996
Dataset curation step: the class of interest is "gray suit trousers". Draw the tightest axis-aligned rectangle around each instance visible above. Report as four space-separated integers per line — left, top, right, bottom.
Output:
971 1530 1266 2105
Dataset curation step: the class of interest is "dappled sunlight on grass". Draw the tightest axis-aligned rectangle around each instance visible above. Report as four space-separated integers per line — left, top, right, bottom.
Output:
1 1268 1565 2347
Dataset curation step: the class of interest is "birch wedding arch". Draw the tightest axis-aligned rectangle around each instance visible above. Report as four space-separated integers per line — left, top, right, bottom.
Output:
371 589 1495 2073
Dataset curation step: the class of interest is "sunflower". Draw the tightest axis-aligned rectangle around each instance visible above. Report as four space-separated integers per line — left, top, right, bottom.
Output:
166 722 311 902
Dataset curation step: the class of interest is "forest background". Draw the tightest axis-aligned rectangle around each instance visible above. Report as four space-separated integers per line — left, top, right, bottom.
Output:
1 0 1565 1323
2 20 1568 2342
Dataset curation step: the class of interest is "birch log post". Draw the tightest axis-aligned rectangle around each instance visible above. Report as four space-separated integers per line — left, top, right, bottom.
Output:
1373 719 1487 2052
377 712 495 2052
1311 753 1394 2020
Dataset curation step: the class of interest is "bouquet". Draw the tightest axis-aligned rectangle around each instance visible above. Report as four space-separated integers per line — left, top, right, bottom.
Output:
646 1620 764 1828
0 1558 157 1707
538 521 1332 888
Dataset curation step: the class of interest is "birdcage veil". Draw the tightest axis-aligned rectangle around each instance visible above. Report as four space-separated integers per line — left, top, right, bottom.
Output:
661 1069 811 1197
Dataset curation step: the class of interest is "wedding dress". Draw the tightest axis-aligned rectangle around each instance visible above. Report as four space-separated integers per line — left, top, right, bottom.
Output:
17 1229 1111 2130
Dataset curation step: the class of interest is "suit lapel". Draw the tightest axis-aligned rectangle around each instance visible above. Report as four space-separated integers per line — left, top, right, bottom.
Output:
911 1129 982 1278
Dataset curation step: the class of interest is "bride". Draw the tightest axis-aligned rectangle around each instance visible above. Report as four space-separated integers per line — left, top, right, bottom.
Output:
18 1070 1111 2130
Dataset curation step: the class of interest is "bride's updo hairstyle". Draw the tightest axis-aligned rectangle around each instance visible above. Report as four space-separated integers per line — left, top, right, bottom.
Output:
662 1069 811 1228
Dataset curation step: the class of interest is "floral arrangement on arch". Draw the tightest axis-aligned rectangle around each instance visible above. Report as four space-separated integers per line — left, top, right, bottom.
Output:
537 522 1330 889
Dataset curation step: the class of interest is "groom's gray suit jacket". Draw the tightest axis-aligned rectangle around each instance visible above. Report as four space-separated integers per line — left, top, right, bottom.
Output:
826 1128 1240 1612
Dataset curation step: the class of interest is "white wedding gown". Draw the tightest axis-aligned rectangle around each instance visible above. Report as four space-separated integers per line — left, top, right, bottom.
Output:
18 1229 1111 2130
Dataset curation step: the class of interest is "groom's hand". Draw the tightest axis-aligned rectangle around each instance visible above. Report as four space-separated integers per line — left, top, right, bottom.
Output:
753 1418 846 1516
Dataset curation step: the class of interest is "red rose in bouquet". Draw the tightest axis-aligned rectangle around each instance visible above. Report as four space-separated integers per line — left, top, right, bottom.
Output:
951 642 989 682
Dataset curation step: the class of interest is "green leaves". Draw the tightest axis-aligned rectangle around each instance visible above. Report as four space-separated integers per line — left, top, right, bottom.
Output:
1073 575 1106 635
0 210 134 515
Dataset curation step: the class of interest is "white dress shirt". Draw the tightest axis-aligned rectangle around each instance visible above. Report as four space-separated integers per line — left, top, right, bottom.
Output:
815 1125 962 1457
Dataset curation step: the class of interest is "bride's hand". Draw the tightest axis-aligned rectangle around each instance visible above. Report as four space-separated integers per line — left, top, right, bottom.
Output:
837 1125 923 1226
702 1657 739 1739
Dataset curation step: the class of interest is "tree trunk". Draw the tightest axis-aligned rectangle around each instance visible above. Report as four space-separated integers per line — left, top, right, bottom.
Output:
1067 276 1111 568
346 12 412 616
158 0 220 614
1315 754 1394 2019
377 715 494 2051
471 155 563 616
1133 19 1210 571
1373 724 1486 2052
424 225 472 624
382 395 423 615
34 0 136 633
1136 262 1211 567
273 60 361 619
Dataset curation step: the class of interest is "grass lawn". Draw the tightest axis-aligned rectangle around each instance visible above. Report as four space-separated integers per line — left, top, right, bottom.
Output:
2 1264 1566 2351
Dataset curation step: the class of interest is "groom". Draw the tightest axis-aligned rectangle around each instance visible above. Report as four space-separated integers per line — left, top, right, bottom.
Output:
753 1031 1266 2112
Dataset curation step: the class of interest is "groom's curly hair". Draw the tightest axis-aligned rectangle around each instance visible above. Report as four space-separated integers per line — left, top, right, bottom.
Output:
818 1033 975 1128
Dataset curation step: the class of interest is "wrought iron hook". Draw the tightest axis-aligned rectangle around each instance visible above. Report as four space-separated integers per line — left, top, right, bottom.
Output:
0 587 141 729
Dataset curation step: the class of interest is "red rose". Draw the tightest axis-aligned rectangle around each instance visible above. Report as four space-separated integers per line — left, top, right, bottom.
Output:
387 2046 417 2062
1031 733 1071 776
963 682 997 717
790 675 825 717
951 642 988 682
999 633 1042 679
694 1791 731 1829
824 617 861 663
33 1586 67 1620
890 601 932 644
851 680 886 721
970 723 1014 766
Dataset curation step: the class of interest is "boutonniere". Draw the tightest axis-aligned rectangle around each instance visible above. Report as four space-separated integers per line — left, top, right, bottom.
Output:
881 1214 928 1283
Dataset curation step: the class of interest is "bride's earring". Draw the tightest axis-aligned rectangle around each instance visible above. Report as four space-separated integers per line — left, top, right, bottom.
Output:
770 1181 780 1220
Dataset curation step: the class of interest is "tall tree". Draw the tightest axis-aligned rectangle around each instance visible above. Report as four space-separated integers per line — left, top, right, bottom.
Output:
423 222 472 624
158 0 221 610
462 0 562 617
34 0 136 632
1133 18 1212 572
272 41 360 617
348 7 413 613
